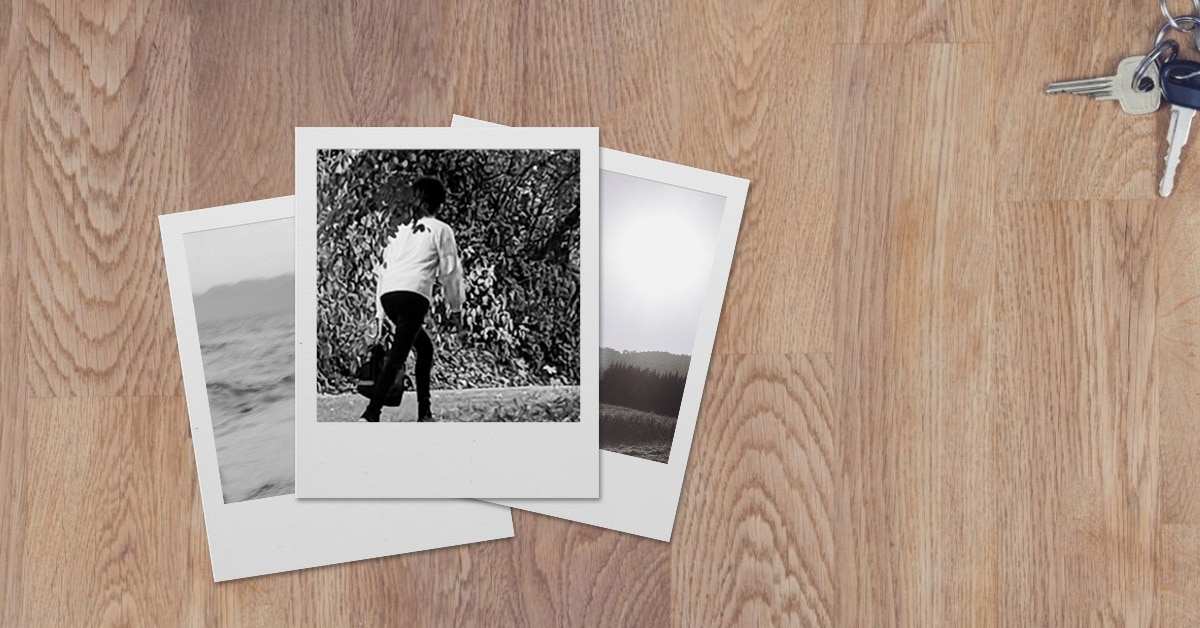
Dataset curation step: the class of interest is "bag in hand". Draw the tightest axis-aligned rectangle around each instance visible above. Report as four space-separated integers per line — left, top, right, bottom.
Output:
355 344 410 407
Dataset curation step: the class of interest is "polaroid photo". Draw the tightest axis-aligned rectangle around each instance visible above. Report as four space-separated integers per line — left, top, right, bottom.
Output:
160 197 514 581
295 127 601 498
453 115 748 540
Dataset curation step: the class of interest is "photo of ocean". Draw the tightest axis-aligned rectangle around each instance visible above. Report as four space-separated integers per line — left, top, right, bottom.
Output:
197 307 295 504
184 218 297 505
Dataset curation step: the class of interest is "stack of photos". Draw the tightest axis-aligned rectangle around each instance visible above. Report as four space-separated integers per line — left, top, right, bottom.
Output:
161 121 748 580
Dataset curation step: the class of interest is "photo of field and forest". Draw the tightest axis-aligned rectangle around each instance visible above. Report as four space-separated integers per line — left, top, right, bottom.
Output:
597 170 727 464
599 348 689 463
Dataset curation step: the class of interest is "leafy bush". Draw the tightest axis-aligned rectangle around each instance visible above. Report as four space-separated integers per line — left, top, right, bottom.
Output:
316 149 581 394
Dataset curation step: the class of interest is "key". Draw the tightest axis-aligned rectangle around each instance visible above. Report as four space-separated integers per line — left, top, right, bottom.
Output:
1158 59 1200 196
1045 56 1162 115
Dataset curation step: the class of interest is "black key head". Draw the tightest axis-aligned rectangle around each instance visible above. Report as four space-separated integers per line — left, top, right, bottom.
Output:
1161 59 1200 109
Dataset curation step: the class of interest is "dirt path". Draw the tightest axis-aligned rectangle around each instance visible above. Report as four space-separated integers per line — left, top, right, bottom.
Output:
317 386 580 422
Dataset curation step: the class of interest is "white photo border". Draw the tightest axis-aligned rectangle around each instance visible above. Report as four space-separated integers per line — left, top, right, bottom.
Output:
452 115 749 540
160 197 514 581
295 128 601 498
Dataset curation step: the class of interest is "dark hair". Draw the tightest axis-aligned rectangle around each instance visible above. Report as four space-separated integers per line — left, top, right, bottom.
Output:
412 177 446 212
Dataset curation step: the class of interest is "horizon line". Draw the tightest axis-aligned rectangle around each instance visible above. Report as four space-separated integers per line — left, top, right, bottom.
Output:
601 346 692 358
192 272 296 297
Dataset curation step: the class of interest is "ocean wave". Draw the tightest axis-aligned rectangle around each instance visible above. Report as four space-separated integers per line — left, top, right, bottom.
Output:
197 309 297 502
213 397 295 503
206 376 295 423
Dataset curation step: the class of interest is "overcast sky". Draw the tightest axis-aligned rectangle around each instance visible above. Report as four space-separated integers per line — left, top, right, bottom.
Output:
184 218 295 295
600 170 726 356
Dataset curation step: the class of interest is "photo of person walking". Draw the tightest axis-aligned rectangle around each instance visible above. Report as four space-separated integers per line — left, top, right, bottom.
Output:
361 176 466 422
315 148 582 423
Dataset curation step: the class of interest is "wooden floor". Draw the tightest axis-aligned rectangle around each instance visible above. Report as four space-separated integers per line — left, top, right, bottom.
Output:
2 0 1199 625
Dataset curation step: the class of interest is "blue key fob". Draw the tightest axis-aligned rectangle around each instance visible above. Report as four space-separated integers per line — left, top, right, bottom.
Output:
1161 59 1200 109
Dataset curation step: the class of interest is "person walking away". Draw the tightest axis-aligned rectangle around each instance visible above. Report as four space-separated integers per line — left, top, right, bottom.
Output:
361 176 466 422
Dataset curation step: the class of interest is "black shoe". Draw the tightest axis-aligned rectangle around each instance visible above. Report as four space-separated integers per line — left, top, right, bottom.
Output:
417 411 435 423
360 409 381 423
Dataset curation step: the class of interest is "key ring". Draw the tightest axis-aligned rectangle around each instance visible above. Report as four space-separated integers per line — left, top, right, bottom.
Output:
1133 39 1180 90
1161 0 1200 31
1156 15 1200 44
1155 14 1200 62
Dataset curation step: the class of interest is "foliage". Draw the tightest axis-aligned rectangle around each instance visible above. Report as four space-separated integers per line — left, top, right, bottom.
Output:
316 149 581 394
598 362 687 418
598 403 676 464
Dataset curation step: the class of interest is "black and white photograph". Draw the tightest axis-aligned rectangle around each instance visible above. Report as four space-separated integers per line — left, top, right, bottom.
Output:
294 127 600 499
315 148 581 424
597 170 726 464
160 198 514 581
185 218 297 503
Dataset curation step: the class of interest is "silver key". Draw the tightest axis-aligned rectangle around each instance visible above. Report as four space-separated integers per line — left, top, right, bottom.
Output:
1160 105 1196 197
1158 58 1200 197
1045 56 1162 115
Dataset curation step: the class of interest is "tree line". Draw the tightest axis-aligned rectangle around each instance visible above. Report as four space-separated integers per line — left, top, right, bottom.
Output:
598 363 687 418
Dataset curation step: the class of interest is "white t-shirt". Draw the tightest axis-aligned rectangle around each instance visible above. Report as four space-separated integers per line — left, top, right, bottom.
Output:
374 216 466 315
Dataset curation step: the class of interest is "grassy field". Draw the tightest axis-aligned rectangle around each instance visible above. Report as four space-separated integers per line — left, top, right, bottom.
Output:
318 386 580 422
599 403 676 464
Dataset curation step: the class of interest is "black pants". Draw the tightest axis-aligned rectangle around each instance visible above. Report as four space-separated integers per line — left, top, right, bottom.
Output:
365 291 433 419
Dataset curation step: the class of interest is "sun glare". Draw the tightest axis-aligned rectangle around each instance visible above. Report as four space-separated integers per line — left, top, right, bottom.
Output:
605 209 713 311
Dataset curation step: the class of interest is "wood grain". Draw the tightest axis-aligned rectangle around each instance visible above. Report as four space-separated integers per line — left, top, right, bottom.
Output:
1158 524 1200 624
187 0 318 207
673 355 838 626
21 397 199 625
0 0 27 625
3 0 1200 624
1159 202 1200 525
832 42 998 626
992 202 1158 625
500 513 670 626
674 0 838 356
839 0 995 44
24 0 186 397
